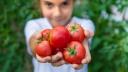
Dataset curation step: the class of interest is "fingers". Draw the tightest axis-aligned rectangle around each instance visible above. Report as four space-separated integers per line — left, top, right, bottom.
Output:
82 56 91 64
36 54 51 63
36 51 65 67
72 64 83 70
51 60 66 67
81 46 91 64
51 52 66 67
84 30 94 39
51 52 63 63
82 39 91 64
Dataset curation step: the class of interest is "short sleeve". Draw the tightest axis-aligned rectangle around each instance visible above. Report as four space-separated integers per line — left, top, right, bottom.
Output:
80 19 95 34
24 20 40 55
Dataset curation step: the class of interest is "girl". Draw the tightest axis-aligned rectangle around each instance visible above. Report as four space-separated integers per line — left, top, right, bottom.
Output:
24 0 95 72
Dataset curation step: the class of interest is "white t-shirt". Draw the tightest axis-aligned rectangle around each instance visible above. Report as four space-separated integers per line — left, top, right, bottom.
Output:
24 17 95 72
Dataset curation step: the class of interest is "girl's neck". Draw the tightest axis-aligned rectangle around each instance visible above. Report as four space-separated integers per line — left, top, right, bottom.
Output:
48 17 73 28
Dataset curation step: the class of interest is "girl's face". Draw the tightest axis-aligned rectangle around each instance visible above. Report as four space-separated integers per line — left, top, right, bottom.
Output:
40 0 74 27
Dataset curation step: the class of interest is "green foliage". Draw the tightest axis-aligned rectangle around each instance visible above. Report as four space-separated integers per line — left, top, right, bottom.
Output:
73 0 128 72
90 20 128 72
0 0 40 72
0 0 128 72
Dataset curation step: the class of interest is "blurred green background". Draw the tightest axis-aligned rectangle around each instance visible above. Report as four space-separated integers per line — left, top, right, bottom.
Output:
0 0 128 72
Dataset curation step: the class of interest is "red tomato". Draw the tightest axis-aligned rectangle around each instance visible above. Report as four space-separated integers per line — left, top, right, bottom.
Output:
67 24 86 42
41 29 51 41
49 26 71 50
35 41 52 57
63 41 86 64
52 47 64 55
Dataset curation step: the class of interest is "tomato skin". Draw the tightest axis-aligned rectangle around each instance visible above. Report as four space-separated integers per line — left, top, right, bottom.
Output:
49 26 71 50
51 46 65 55
41 29 51 41
63 41 86 64
67 24 86 42
35 41 52 57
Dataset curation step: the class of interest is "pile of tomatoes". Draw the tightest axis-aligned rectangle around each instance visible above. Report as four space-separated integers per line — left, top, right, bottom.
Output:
35 24 87 64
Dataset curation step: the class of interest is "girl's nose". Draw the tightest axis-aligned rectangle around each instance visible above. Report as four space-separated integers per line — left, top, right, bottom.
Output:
53 7 61 18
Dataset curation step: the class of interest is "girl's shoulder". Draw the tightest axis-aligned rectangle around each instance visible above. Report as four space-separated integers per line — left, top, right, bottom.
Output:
25 18 51 29
73 17 94 26
26 18 46 25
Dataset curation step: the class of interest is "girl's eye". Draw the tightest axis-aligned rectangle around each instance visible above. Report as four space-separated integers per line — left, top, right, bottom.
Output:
45 2 54 9
63 1 68 5
61 1 69 7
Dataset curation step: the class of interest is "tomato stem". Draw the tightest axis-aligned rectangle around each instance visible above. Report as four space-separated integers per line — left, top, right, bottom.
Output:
68 45 77 56
72 25 77 32
36 37 43 44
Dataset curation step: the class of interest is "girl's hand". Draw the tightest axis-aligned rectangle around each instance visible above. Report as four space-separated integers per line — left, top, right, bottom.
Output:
34 31 66 66
36 54 51 63
35 29 94 69
51 52 66 66
71 30 94 70
36 52 66 67
71 40 91 70
32 31 52 63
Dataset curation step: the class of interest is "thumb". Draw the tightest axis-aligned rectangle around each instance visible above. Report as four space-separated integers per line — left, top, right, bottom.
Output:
85 30 94 39
51 52 63 62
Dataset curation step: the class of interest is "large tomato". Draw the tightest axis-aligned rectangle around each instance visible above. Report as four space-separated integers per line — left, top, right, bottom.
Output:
63 41 86 64
66 24 86 42
41 29 51 41
49 26 71 50
35 40 52 57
